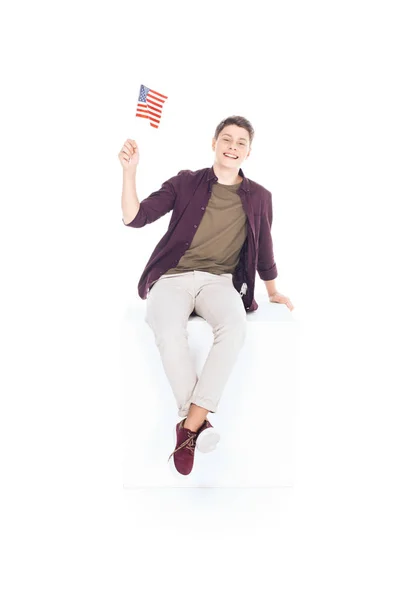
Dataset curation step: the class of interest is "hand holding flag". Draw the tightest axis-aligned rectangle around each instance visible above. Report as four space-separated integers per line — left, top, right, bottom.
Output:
118 139 140 173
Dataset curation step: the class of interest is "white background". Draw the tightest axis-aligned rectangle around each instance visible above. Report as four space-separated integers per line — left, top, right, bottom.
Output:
1 0 399 597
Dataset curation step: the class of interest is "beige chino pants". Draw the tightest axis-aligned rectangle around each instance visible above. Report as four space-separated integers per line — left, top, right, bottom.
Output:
144 270 247 417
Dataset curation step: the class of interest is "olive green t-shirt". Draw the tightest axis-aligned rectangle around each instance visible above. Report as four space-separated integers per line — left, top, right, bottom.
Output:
163 181 247 277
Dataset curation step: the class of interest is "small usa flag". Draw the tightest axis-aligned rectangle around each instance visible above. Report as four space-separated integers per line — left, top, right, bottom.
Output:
136 84 168 129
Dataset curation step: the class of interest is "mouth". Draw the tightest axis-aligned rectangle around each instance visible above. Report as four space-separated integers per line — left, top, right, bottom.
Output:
223 153 238 160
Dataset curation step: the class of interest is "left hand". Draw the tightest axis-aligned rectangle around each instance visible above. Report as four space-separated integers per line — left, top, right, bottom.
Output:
269 292 294 312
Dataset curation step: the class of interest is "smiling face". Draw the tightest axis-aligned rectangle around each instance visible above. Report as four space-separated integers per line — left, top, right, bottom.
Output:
212 124 251 169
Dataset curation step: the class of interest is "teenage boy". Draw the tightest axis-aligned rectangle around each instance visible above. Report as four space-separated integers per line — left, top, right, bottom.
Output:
119 115 294 476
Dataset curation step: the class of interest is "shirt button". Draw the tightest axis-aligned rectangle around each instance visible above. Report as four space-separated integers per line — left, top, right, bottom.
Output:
185 242 189 246
194 225 197 228
201 207 205 210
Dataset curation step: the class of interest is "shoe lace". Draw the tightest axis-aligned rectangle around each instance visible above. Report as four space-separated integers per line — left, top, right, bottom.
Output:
168 431 197 462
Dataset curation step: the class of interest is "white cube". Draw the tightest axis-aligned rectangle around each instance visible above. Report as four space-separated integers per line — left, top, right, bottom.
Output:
120 295 300 488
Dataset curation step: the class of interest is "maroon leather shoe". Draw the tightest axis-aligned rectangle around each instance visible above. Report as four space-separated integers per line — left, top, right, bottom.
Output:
168 419 198 476
195 419 220 453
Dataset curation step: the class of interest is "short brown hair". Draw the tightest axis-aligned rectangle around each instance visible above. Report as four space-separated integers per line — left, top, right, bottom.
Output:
214 115 254 146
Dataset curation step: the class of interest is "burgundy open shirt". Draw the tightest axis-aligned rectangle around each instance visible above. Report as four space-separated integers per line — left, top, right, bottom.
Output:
122 165 278 313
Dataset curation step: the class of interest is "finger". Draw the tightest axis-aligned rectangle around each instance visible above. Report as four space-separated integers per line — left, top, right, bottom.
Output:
126 140 137 151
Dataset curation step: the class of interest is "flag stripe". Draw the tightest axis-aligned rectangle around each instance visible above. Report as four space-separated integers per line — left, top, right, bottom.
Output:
149 89 168 100
135 84 168 129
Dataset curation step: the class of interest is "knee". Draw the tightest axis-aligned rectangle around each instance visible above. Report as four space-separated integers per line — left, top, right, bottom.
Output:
219 316 247 345
149 324 189 347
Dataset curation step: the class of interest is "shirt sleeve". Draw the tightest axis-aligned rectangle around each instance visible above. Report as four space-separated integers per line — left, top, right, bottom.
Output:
122 172 181 228
257 191 278 281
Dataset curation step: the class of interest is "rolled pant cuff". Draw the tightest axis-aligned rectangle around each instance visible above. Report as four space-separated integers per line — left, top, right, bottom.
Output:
178 398 216 418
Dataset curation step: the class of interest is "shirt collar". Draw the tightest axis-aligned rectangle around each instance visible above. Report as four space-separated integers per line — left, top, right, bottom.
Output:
207 165 250 192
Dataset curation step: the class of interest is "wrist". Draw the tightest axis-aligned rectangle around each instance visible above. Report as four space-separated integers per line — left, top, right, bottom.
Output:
123 167 137 178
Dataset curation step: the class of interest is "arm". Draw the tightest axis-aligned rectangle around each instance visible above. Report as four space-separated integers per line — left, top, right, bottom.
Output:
257 191 278 291
258 192 294 310
122 169 179 228
121 168 140 224
264 279 278 297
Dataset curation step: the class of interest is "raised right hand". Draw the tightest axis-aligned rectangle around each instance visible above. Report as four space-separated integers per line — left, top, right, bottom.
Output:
118 139 140 173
